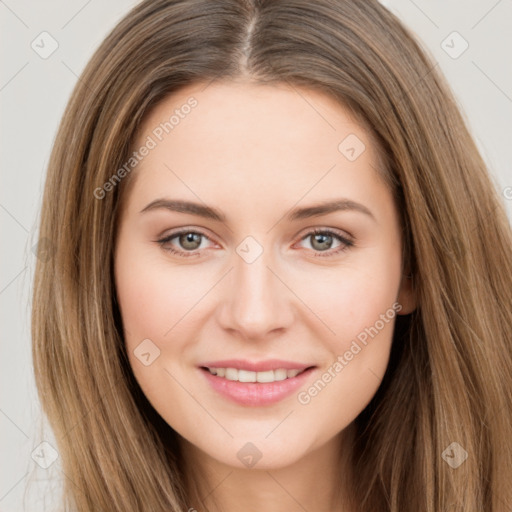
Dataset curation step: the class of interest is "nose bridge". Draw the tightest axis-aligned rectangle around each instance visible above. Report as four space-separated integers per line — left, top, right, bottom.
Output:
236 250 274 305
218 239 293 338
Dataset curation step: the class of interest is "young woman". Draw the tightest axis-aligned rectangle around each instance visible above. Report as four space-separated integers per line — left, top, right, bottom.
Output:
32 0 512 511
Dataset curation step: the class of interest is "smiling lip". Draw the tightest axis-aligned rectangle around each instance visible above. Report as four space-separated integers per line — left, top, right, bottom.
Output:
198 359 316 406
199 359 312 372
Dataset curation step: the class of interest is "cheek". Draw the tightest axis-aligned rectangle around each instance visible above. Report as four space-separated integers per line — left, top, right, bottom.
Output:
291 248 402 428
295 243 403 350
115 239 211 347
289 244 401 407
114 243 210 423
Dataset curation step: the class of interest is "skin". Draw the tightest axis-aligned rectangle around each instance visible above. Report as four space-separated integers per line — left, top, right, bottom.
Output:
114 80 415 512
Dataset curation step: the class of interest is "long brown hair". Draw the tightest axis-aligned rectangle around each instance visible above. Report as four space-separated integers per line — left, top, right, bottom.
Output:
32 0 512 510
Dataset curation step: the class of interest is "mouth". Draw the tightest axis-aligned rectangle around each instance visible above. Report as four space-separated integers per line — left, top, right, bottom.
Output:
198 359 316 406
201 366 311 383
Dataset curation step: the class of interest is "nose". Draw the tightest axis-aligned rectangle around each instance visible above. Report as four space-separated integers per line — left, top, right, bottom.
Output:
217 246 295 341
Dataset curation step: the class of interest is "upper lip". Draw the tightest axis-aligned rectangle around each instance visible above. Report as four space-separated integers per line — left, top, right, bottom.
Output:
199 359 314 372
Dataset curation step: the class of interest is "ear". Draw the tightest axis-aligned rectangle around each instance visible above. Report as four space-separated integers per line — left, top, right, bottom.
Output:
396 272 416 315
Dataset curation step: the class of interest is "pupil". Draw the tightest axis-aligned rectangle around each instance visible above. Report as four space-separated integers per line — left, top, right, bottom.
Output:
181 233 201 249
313 233 332 251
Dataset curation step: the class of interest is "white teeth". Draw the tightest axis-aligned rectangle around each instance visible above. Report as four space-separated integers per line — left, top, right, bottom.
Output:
238 370 257 383
225 368 238 381
273 369 287 381
256 370 275 383
206 367 305 382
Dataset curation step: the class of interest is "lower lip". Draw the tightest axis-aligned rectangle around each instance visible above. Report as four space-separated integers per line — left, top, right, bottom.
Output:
200 367 315 406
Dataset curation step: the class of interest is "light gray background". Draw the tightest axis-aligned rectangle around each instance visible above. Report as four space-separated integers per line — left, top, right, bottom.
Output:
1 0 511 510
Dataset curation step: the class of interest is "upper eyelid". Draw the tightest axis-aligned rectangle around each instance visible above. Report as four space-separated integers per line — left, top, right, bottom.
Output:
158 228 215 245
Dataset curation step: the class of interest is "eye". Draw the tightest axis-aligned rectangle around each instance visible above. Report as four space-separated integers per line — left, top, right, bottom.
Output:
297 228 354 257
156 229 215 257
156 227 354 259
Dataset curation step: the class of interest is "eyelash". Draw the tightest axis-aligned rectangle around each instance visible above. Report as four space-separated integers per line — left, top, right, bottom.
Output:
156 228 354 258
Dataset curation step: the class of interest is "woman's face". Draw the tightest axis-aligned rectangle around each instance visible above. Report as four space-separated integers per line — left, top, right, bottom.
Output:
114 80 414 470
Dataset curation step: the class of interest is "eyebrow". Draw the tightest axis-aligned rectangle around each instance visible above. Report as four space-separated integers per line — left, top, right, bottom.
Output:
140 198 375 222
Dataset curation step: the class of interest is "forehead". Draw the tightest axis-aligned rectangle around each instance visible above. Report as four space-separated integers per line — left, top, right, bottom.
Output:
136 80 368 162
127 80 388 215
